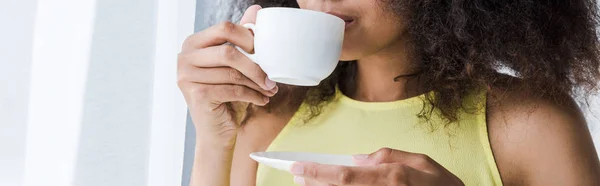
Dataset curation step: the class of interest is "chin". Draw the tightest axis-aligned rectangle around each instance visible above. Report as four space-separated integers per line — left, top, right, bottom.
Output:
338 50 367 61
339 56 356 61
338 50 362 61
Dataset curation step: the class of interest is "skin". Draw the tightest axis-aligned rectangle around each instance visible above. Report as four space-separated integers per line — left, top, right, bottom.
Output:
177 1 600 185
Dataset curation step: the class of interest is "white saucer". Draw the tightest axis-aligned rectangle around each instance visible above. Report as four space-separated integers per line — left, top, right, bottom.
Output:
249 151 356 173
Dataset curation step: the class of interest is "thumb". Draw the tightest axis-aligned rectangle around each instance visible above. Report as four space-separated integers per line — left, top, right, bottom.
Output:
239 5 262 25
352 154 375 166
353 148 410 165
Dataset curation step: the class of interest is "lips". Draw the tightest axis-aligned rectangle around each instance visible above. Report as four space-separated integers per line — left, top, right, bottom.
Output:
325 12 356 28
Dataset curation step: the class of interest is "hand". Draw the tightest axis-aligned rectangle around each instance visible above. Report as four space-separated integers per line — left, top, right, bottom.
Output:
291 148 464 186
177 5 277 149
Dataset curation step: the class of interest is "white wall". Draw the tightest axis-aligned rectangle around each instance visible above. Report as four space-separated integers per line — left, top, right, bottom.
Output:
0 0 195 185
0 0 38 185
24 0 97 185
147 0 196 185
69 0 155 185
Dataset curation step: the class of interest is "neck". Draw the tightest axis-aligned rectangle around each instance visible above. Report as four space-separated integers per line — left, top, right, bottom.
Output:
350 39 426 102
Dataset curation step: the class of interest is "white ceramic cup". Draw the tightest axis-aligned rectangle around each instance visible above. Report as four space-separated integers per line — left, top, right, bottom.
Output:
236 7 345 86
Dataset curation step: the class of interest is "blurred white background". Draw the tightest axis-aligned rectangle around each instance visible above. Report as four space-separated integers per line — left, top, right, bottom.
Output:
0 0 195 185
1 0 599 186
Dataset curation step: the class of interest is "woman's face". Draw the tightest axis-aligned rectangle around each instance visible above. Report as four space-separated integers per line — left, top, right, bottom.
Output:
296 0 407 61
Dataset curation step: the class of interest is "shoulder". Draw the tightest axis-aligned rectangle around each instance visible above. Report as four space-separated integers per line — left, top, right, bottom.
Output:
486 75 600 185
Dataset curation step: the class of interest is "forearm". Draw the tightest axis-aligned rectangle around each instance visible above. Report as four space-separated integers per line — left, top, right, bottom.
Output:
190 137 236 186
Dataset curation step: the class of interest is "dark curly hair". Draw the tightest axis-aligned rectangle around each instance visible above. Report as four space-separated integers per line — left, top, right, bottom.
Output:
236 0 600 124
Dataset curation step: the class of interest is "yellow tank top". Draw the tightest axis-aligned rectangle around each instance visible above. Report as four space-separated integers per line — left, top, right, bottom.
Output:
256 87 503 186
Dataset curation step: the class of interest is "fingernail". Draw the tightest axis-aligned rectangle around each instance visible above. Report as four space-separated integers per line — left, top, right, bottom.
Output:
263 96 270 103
269 85 279 94
265 77 276 90
353 154 369 160
293 176 305 185
291 164 304 175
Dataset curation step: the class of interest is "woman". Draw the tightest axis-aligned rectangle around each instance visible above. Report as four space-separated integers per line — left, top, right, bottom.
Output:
178 0 600 185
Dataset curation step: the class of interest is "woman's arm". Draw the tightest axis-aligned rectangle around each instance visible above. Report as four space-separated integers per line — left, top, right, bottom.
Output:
191 138 236 186
181 5 265 186
230 107 289 186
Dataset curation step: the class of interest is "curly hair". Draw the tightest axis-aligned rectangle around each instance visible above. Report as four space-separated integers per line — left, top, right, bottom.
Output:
239 0 600 124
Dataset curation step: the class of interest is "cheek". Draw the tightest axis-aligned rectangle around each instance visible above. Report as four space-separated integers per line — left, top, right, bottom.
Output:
340 14 407 60
367 17 406 46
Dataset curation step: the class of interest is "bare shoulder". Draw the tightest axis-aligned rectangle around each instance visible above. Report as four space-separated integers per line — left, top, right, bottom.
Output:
486 75 600 185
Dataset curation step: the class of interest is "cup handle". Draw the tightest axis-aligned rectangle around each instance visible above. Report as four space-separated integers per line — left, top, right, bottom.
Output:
235 23 258 63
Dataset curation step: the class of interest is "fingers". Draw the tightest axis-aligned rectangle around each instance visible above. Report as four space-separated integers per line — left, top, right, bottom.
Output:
291 162 379 186
188 84 269 111
239 5 262 24
354 148 440 174
351 154 374 166
301 177 336 186
182 21 254 53
183 4 262 53
178 45 275 90
368 148 412 164
212 84 269 106
178 67 277 97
